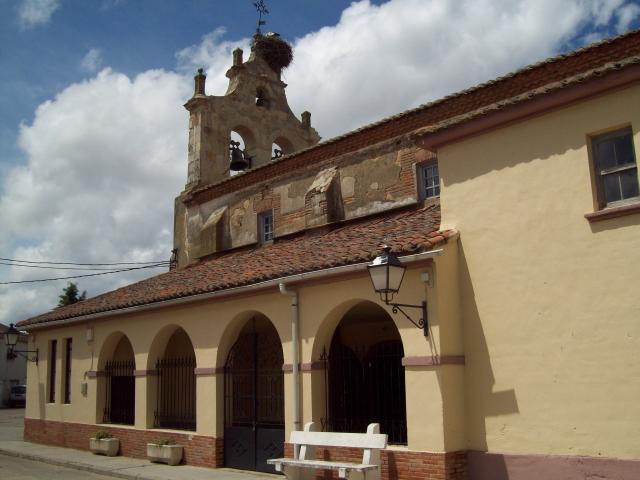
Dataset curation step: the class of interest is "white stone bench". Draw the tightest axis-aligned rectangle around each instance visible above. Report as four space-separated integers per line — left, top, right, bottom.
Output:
268 422 387 480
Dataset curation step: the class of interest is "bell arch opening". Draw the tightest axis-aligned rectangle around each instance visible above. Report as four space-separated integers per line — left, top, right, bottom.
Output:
224 315 284 473
271 136 293 160
230 127 255 174
153 327 196 431
323 301 407 445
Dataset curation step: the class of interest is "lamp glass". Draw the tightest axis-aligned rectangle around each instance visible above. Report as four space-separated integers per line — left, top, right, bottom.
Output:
4 324 19 348
367 247 407 295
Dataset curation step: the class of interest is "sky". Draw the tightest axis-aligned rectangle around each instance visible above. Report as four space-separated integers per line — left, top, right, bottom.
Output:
0 0 639 326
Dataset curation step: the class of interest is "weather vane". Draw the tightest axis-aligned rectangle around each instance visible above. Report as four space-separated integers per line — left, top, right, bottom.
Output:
253 1 269 34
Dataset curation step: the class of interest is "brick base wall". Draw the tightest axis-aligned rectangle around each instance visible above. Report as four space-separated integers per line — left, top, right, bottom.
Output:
284 443 467 480
24 418 221 467
23 419 467 478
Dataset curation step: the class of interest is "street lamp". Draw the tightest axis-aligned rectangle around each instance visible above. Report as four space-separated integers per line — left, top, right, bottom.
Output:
367 246 429 336
4 323 38 364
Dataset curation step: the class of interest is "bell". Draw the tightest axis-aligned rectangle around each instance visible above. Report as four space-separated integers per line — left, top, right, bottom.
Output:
229 141 250 171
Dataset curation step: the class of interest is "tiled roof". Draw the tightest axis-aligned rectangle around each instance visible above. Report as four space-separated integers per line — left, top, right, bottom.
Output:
18 204 453 327
189 29 640 202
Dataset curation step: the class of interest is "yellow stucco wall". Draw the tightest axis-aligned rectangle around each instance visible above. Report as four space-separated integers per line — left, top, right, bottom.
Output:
25 246 463 454
438 82 640 459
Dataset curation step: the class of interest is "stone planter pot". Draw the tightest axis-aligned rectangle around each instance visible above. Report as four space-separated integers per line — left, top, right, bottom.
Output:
146 443 183 466
90 438 120 457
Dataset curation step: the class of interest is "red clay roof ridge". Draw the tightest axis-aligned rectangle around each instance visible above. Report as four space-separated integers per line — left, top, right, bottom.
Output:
188 29 640 197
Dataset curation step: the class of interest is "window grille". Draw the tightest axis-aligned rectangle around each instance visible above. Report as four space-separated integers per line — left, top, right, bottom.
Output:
63 338 72 404
48 340 57 403
103 359 135 425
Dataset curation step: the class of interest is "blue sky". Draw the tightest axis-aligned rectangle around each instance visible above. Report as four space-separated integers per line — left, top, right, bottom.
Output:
0 0 639 325
0 0 385 168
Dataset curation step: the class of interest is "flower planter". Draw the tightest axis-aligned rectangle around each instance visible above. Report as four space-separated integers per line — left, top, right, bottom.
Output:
147 443 183 466
90 438 120 457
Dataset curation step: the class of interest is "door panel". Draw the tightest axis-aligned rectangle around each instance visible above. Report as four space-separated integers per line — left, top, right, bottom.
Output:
225 318 284 473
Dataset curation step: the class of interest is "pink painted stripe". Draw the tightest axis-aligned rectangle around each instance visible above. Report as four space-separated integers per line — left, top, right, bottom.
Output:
401 355 465 366
133 369 157 377
194 367 223 376
282 362 325 372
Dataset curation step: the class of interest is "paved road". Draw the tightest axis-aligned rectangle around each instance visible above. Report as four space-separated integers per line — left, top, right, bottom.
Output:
0 454 124 480
0 408 24 441
0 409 120 478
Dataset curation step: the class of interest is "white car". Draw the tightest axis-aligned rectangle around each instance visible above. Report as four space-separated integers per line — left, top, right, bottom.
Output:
9 385 26 408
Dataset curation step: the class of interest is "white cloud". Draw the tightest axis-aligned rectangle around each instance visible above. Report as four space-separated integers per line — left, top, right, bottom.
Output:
17 0 59 29
1 0 638 324
176 28 252 96
615 2 640 32
0 69 190 322
80 48 104 73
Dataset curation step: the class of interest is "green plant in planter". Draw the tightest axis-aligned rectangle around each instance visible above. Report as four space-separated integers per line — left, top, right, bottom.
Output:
94 431 113 440
154 438 176 446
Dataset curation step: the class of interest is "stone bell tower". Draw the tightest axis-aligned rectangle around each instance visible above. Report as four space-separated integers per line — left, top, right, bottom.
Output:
183 33 320 190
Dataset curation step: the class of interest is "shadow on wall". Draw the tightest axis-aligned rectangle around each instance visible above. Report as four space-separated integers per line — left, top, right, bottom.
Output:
459 242 520 480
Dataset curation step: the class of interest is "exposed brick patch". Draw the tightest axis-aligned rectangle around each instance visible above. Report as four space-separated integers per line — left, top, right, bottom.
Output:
283 443 467 480
24 418 221 468
20 204 453 328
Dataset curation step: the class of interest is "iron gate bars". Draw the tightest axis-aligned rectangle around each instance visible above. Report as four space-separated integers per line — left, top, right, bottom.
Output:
103 359 135 425
322 340 407 445
154 356 196 431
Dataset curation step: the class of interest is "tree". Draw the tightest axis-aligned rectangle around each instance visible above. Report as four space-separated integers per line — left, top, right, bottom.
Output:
58 282 87 307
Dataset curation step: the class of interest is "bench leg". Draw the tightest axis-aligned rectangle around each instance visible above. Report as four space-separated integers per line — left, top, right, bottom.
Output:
281 465 317 480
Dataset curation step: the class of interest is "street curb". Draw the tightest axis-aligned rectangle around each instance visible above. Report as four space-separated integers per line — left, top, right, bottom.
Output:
0 447 151 480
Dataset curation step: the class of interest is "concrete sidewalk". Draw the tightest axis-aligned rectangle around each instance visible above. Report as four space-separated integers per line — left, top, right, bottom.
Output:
0 409 277 480
0 439 280 480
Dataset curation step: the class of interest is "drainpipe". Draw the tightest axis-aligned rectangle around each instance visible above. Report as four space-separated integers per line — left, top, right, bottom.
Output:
279 282 300 432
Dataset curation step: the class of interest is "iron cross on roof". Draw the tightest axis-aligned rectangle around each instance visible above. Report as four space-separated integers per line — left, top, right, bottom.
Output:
254 0 269 34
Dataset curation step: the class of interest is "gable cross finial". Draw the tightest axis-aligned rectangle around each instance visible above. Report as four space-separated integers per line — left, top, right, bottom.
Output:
253 0 269 34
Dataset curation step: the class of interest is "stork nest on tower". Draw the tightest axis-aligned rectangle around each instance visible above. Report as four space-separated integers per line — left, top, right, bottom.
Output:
252 33 293 74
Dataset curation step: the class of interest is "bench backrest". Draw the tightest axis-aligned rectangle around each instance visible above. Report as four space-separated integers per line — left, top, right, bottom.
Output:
290 429 387 450
291 422 387 465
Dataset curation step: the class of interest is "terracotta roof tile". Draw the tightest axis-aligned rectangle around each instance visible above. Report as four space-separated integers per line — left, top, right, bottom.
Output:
18 204 449 328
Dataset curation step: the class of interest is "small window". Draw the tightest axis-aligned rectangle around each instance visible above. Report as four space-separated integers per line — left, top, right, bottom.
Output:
418 161 440 200
63 338 72 404
258 210 274 243
48 340 57 403
592 127 639 208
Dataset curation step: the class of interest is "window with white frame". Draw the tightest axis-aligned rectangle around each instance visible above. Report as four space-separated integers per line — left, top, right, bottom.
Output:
591 127 639 208
419 161 440 200
258 210 274 243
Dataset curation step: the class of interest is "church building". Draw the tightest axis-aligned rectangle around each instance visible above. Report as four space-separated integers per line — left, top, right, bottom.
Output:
15 29 640 480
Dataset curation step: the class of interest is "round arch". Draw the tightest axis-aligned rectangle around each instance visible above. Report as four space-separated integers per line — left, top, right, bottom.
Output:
97 331 136 371
311 298 406 361
148 325 197 431
96 331 136 426
221 312 285 473
146 324 196 370
215 309 285 370
313 299 408 445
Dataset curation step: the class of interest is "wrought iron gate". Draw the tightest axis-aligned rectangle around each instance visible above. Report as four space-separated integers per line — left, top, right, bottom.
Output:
323 339 407 445
103 359 135 425
154 356 196 430
224 322 284 473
